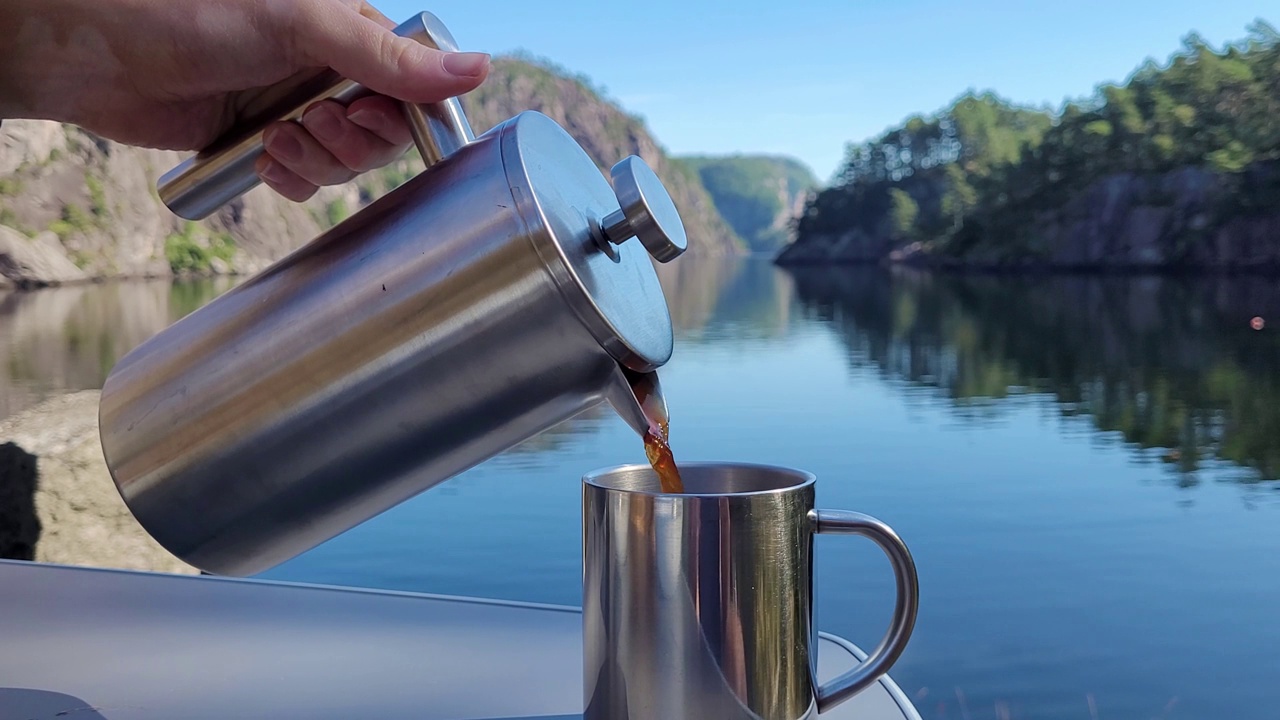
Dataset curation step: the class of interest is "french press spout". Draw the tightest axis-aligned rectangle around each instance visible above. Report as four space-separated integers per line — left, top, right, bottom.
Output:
98 11 689 576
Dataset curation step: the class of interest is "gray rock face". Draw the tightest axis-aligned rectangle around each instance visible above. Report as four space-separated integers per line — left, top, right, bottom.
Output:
0 391 197 574
0 226 88 287
1033 165 1280 270
0 119 66 176
782 163 1280 269
0 58 742 288
460 58 743 256
0 118 330 284
775 227 892 265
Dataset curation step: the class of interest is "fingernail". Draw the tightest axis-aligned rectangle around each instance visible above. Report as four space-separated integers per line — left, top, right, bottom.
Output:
347 107 388 134
302 105 343 143
442 52 490 78
258 158 291 184
264 125 303 163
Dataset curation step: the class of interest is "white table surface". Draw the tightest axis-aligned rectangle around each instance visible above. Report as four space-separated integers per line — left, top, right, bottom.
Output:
0 559 919 720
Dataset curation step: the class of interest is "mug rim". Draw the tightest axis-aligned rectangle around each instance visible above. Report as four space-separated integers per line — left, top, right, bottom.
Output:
582 461 816 498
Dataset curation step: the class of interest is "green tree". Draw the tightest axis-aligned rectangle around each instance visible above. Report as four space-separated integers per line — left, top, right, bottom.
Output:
683 155 818 253
940 164 978 231
789 19 1280 264
888 188 919 240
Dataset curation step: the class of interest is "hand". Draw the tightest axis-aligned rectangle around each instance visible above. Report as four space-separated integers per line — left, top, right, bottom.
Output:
0 0 490 201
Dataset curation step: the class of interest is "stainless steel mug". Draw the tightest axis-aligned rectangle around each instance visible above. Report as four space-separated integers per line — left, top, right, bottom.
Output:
98 12 688 576
582 463 919 720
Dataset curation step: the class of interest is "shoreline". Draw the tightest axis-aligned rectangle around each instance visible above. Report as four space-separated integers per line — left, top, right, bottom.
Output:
10 255 1280 292
0 268 247 292
774 256 1280 277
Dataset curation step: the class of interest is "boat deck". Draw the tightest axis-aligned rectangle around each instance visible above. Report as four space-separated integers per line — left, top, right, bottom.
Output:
0 560 919 719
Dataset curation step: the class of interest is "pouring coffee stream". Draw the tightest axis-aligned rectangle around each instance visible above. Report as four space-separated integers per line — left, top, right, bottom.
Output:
622 368 685 493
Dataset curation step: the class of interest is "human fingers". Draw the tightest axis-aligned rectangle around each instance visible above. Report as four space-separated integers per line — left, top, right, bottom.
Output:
261 120 357 187
255 155 320 202
345 94 414 146
286 1 489 105
301 99 407 172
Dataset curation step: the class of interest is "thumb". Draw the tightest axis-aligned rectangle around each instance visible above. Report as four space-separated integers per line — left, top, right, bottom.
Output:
295 4 489 104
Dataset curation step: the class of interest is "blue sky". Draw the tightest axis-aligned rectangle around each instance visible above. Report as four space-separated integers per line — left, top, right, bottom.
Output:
376 1 1275 183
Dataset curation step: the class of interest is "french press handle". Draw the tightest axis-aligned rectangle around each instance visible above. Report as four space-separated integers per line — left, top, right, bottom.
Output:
156 11 473 220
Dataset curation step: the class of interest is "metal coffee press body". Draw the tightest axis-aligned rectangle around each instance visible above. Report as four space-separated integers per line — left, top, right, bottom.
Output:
97 11 687 576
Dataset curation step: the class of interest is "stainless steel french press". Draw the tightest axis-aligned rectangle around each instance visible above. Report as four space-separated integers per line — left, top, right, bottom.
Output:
98 11 688 576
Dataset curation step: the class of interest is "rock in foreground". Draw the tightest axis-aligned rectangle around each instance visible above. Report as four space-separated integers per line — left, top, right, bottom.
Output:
0 391 197 574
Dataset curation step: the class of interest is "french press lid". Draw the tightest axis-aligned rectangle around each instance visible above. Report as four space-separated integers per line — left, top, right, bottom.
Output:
496 112 688 373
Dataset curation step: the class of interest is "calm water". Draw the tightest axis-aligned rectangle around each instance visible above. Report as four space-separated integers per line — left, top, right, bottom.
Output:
3 260 1280 719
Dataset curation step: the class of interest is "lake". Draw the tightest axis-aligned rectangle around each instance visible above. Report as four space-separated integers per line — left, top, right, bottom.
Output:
3 259 1279 719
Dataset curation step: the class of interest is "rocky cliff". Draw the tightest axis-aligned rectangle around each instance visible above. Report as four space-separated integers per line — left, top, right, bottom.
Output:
678 154 816 255
773 225 893 265
0 118 344 287
0 391 197 573
965 163 1280 270
464 58 742 256
778 162 1280 270
0 56 741 288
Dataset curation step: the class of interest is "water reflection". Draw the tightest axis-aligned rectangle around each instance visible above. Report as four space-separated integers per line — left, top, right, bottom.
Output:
5 263 1277 487
0 261 800 486
656 256 794 343
500 260 801 466
0 277 234 418
0 260 803 422
789 267 1280 483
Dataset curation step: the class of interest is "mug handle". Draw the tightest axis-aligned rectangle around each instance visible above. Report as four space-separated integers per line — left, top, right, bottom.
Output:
808 509 920 713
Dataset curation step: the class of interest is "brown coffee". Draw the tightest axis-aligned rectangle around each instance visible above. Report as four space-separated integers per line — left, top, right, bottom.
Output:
625 370 685 494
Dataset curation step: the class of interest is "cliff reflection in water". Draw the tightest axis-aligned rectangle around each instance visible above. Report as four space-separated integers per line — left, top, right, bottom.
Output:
7 262 1273 487
503 257 798 464
0 278 235 419
789 267 1280 484
656 255 795 343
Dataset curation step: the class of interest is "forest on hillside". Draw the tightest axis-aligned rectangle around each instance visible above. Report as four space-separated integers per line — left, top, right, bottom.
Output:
787 20 1280 267
678 155 816 254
